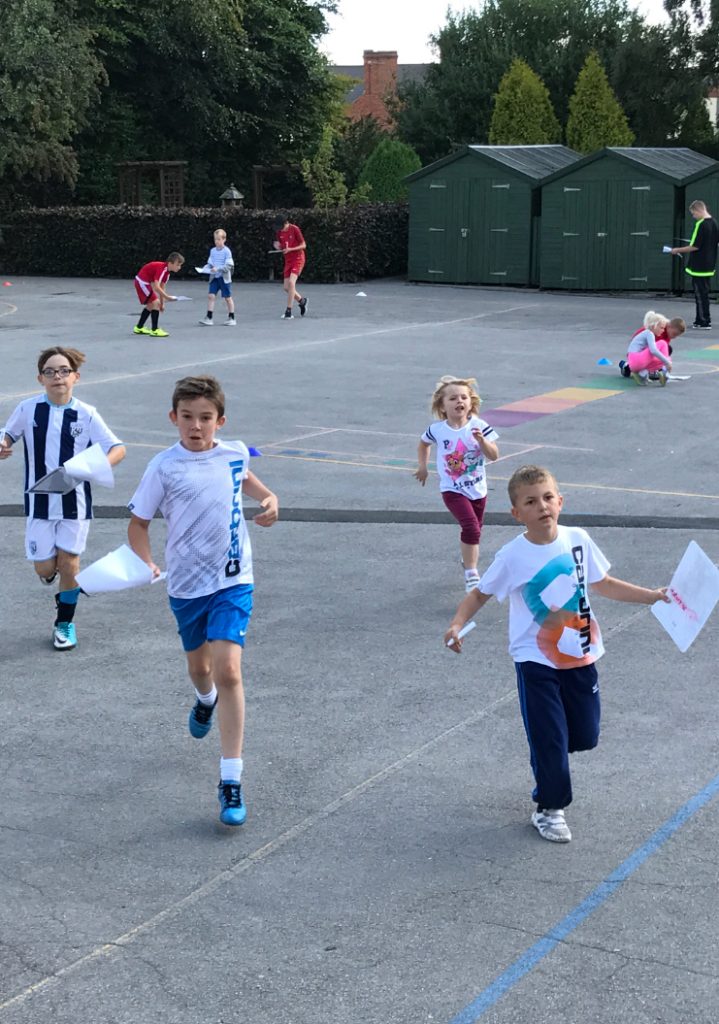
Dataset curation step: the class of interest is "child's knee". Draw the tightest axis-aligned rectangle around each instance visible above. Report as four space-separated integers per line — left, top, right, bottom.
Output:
460 526 481 545
56 549 80 575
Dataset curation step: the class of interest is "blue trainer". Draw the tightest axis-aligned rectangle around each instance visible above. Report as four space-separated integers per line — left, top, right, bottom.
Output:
218 781 246 826
188 697 217 738
53 622 77 650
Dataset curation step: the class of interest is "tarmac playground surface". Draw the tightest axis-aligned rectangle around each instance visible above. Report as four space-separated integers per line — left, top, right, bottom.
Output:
0 275 718 1023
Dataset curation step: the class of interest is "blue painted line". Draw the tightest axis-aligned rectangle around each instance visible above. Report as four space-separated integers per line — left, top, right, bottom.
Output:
448 769 719 1024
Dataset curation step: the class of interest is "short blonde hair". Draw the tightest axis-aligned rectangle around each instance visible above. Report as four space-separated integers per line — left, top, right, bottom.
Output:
214 228 227 238
643 310 668 332
430 375 481 419
508 465 557 506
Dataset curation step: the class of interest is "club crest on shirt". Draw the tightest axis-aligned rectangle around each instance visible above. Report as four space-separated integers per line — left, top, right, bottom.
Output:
70 424 83 438
29 541 37 555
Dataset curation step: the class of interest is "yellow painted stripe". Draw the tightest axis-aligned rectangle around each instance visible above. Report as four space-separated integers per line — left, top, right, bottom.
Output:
542 386 623 402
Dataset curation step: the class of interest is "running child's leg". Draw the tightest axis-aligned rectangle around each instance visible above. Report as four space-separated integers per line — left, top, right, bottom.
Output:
33 556 58 585
560 664 601 754
442 492 481 588
515 661 573 810
211 639 245 760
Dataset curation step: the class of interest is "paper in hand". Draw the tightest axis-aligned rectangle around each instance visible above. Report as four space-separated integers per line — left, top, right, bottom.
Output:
195 264 212 274
76 544 167 595
27 467 76 495
662 245 673 254
64 443 114 489
651 541 719 652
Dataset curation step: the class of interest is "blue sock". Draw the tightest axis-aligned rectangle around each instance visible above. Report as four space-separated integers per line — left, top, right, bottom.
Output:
58 587 81 605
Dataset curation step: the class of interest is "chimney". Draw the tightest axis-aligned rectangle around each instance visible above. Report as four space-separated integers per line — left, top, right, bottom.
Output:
363 50 398 97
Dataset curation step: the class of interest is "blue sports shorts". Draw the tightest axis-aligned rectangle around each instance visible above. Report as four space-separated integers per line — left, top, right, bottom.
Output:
169 584 254 652
209 277 232 298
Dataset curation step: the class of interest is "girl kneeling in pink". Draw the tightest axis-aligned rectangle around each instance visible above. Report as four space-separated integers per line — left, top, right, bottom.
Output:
627 311 672 386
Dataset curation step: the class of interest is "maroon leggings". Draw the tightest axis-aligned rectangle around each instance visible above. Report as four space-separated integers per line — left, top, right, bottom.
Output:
442 492 487 545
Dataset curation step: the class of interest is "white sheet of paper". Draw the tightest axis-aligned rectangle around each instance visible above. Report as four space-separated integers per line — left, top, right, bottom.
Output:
662 245 672 254
174 295 193 301
667 374 691 381
76 544 166 595
63 443 114 489
195 264 212 274
557 627 585 659
539 574 576 611
27 467 75 494
651 541 719 652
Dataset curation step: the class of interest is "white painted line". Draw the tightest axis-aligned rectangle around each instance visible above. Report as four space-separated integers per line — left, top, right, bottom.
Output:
0 304 539 403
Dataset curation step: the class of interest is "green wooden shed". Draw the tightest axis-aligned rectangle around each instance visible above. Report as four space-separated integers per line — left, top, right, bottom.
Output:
539 147 718 291
405 145 580 286
676 163 719 294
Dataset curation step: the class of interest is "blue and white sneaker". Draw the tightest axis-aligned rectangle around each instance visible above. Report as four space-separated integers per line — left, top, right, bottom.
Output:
188 697 217 738
53 622 77 650
218 781 246 826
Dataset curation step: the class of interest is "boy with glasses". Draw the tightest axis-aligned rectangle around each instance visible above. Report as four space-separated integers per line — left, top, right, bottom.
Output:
0 347 126 649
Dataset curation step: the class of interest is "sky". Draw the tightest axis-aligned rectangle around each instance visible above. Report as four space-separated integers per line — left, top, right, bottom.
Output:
321 0 670 65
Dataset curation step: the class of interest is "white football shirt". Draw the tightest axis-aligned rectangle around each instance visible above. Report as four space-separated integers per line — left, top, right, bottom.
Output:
128 440 253 599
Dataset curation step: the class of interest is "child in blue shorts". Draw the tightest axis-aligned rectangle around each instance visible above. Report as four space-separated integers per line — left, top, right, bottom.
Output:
127 375 278 825
199 228 236 327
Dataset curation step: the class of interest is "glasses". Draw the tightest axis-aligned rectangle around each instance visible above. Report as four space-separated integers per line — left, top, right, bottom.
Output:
41 367 74 379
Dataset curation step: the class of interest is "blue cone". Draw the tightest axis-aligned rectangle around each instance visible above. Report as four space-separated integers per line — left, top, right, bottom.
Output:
596 357 613 366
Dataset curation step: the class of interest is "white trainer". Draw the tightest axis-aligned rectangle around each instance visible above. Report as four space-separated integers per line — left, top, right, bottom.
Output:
531 808 571 843
199 317 214 326
224 318 237 326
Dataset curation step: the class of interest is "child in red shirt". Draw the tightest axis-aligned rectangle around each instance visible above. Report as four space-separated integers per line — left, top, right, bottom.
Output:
133 252 184 337
273 215 307 320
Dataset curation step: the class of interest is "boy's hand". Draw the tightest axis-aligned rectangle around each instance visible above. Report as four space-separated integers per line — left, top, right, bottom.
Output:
148 562 162 579
253 494 279 527
0 442 12 460
444 625 463 653
414 466 428 485
655 587 671 604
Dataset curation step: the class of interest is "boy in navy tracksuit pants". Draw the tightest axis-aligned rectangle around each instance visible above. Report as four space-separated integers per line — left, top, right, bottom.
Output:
445 464 669 844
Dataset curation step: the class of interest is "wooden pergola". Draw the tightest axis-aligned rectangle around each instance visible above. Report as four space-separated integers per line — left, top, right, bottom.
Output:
117 161 187 207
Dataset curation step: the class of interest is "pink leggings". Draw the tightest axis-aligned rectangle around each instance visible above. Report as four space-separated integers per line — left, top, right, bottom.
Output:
627 339 669 373
442 492 487 545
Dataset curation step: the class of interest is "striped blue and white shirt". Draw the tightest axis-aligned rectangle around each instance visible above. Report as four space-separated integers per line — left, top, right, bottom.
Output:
208 245 233 279
3 395 123 520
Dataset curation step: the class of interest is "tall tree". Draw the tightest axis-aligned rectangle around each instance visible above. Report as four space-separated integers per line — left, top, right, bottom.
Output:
357 140 421 201
488 59 561 144
677 96 717 151
71 0 344 204
0 0 103 188
394 0 708 162
566 52 634 152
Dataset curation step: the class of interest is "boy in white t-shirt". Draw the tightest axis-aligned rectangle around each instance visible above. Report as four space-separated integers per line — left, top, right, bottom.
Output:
127 375 278 826
445 465 669 844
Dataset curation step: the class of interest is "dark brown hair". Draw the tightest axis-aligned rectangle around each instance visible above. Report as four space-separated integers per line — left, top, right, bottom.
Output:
37 347 85 374
172 375 225 416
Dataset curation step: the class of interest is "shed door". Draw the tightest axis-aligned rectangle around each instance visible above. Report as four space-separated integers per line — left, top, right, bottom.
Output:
426 179 448 281
558 182 610 289
483 180 512 282
606 181 651 288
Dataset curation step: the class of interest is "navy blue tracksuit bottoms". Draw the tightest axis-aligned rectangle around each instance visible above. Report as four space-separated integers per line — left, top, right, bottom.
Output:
515 660 601 810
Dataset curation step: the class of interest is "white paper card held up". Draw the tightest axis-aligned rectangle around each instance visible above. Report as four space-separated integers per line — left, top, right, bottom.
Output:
662 245 672 254
651 541 719 652
76 544 166 595
63 443 114 489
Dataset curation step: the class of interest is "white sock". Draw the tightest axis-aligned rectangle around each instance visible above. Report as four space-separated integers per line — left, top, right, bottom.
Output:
220 757 243 783
195 685 217 706
464 567 479 578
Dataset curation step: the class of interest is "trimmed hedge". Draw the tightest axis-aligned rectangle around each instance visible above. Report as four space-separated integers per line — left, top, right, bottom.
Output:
0 204 409 282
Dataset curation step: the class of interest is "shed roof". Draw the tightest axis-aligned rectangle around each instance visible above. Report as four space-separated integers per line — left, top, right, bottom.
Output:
541 147 718 186
404 145 580 184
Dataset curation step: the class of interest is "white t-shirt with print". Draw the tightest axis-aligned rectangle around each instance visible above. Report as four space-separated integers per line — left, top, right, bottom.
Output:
421 416 499 500
478 525 610 669
128 440 253 599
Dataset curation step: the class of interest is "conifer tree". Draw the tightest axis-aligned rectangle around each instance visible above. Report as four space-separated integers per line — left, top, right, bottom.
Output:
488 58 561 145
566 51 634 153
677 96 716 152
